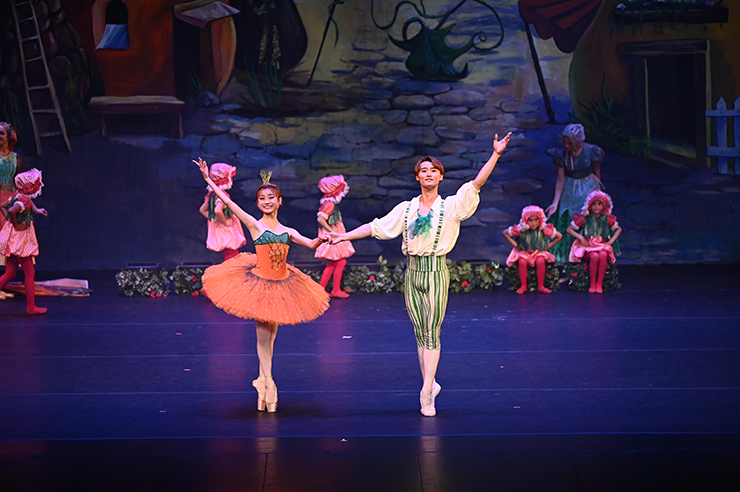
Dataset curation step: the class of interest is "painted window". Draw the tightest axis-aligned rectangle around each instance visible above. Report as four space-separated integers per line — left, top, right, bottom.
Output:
96 0 130 50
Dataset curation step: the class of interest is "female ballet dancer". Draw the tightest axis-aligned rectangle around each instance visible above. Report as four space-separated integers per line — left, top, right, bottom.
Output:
195 158 330 412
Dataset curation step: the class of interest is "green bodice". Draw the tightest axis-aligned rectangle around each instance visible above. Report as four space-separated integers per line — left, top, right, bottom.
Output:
516 228 548 252
582 214 612 240
0 153 18 190
10 195 33 226
254 230 290 245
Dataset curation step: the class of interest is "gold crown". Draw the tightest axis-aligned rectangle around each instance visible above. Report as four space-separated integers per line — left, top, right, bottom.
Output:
260 170 273 185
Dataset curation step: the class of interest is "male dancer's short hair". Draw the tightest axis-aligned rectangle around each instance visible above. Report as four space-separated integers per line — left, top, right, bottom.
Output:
414 156 445 176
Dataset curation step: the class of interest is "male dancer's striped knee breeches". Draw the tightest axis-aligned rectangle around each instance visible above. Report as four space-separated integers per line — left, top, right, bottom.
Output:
404 255 449 350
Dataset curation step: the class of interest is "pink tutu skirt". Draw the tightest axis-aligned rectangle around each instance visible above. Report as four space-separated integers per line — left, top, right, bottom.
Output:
506 248 555 268
569 237 616 264
315 222 355 261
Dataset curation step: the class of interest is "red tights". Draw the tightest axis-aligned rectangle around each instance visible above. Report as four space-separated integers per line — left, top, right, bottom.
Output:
0 255 46 314
516 257 551 294
319 258 349 298
586 251 608 293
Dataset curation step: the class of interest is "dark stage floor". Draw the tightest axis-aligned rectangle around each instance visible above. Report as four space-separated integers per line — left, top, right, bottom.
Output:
1 265 739 491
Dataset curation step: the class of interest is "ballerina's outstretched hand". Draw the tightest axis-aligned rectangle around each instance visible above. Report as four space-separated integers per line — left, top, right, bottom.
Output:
194 157 210 182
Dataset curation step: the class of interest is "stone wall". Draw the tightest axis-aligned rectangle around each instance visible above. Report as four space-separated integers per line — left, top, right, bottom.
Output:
15 0 740 270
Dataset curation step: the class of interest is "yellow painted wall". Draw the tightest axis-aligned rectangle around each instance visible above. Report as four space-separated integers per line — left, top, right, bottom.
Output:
571 0 740 111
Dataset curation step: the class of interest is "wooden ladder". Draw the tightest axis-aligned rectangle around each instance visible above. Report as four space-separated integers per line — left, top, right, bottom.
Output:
9 0 71 155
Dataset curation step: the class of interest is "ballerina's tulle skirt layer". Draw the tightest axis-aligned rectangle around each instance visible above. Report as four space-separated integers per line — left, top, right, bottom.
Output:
202 253 330 325
569 237 616 264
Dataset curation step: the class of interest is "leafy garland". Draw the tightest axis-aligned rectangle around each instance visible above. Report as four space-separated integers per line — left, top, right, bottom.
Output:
448 260 504 293
115 268 171 297
305 257 504 294
564 262 621 292
504 264 560 292
118 258 580 297
116 266 205 297
343 256 404 293
170 267 205 296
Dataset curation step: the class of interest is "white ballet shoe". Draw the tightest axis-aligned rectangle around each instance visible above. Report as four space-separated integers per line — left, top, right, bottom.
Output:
420 390 436 417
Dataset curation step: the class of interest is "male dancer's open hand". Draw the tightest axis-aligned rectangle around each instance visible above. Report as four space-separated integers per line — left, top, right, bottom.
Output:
493 132 512 155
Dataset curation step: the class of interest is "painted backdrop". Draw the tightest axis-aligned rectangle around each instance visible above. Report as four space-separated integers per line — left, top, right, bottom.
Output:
1 0 738 270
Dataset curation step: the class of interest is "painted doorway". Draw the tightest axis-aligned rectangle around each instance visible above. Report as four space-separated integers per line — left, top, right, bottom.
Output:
619 39 709 167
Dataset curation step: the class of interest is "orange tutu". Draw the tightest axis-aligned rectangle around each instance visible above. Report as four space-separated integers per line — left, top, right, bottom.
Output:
202 252 330 325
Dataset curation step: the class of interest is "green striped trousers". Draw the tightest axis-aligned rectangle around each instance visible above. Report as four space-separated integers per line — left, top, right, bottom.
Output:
405 255 449 350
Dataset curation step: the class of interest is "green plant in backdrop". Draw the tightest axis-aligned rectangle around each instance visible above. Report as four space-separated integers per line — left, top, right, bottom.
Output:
570 82 651 160
370 0 504 81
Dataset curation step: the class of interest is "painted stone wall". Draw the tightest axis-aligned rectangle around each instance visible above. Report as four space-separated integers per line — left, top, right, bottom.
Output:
9 0 740 270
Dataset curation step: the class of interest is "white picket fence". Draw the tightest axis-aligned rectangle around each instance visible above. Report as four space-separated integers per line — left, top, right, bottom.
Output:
706 97 740 174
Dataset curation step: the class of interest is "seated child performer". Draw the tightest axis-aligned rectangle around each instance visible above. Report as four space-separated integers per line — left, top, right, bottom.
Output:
199 163 246 260
503 205 562 294
315 175 354 298
567 190 622 294
0 168 48 314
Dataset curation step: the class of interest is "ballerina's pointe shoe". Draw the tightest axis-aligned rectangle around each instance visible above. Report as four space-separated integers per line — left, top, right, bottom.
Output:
432 380 441 398
0 291 14 300
264 377 278 413
330 289 349 299
420 390 436 417
252 377 266 411
27 306 47 315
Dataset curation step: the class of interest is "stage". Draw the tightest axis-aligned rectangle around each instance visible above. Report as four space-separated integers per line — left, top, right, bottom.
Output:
1 265 739 491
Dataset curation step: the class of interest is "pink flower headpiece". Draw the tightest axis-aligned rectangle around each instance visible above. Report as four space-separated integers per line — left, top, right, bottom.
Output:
318 175 349 204
512 205 548 233
582 190 613 215
15 168 43 198
207 163 236 192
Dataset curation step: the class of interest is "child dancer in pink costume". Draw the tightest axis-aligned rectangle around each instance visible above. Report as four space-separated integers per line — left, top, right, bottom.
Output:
567 190 622 294
315 175 354 298
199 163 246 260
504 205 562 294
0 168 48 314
